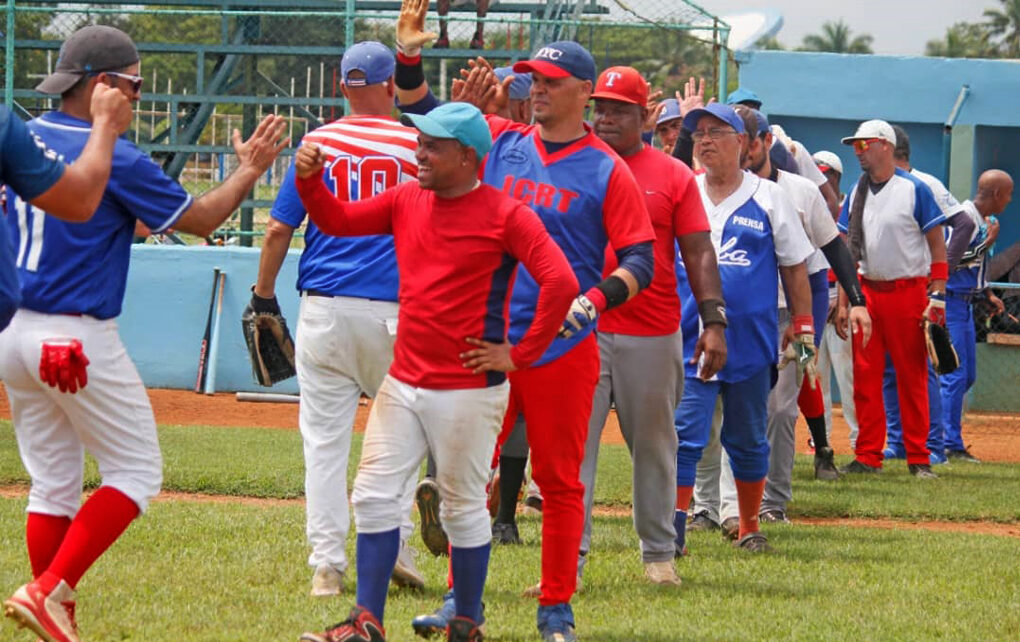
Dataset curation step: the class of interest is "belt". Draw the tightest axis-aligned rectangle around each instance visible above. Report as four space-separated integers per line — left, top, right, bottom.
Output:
946 290 976 303
860 277 927 292
303 290 335 298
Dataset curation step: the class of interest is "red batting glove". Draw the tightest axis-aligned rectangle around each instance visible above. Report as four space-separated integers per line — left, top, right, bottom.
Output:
925 293 947 327
39 338 90 394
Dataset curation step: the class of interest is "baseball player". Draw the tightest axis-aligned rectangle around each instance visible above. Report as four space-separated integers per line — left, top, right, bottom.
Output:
391 13 656 636
836 120 949 479
577 66 725 587
0 25 287 642
654 98 682 154
295 101 577 642
880 125 976 464
734 107 871 525
941 169 1012 462
673 103 815 555
251 41 424 596
0 90 132 331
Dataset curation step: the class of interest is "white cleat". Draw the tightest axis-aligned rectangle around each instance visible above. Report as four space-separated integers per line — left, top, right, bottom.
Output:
391 541 425 590
644 560 682 586
310 564 344 597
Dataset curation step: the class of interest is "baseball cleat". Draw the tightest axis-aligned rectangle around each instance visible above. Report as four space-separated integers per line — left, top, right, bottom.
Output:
643 561 681 586
521 582 542 599
688 513 720 532
522 495 543 516
908 463 939 479
945 447 981 463
391 541 425 590
3 579 79 642
468 35 485 50
537 603 576 642
813 447 842 481
300 606 386 642
720 517 740 541
758 509 790 524
416 478 449 557
840 459 880 474
882 444 906 460
411 591 486 639
432 36 450 49
311 564 344 597
735 532 772 553
491 521 521 545
446 615 484 641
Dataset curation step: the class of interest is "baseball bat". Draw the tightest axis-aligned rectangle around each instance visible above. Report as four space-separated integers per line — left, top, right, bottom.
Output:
203 270 227 396
195 267 221 393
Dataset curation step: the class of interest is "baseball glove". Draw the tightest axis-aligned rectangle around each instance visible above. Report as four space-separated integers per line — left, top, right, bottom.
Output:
242 291 296 386
925 320 959 375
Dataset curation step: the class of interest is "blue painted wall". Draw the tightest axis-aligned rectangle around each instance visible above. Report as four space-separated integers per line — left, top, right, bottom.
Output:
122 245 302 394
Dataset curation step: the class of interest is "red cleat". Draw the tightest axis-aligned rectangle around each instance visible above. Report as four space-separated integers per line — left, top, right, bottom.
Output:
3 579 79 642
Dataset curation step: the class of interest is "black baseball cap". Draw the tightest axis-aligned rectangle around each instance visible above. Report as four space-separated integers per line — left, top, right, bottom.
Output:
36 25 139 95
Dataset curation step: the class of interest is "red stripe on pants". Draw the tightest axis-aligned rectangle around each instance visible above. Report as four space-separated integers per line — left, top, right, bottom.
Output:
852 280 931 467
507 334 599 606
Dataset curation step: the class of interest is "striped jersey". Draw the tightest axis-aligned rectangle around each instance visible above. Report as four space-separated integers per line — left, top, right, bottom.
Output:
271 115 418 300
949 199 990 294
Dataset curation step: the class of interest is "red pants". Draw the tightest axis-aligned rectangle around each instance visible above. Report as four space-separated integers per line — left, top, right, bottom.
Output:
499 334 599 606
852 279 930 467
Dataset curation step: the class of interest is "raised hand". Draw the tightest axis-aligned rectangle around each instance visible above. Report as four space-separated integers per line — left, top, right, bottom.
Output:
295 142 325 179
397 0 438 56
643 89 665 133
677 76 706 117
90 83 133 135
233 114 289 175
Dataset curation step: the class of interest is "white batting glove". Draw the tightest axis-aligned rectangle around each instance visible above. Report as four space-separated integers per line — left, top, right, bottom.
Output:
558 294 598 339
778 333 818 390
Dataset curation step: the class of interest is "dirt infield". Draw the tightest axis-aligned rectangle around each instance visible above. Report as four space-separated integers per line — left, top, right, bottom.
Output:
0 387 1015 461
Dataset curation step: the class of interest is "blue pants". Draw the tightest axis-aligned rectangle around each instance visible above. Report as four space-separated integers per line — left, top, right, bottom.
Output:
809 269 830 342
675 366 771 487
883 357 944 456
939 294 976 452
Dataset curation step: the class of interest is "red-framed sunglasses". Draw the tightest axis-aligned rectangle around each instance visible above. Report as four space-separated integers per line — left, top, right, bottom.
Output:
852 138 884 153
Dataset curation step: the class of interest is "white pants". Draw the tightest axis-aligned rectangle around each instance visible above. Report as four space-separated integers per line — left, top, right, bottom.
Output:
0 310 162 517
818 322 858 448
352 375 509 548
296 294 413 571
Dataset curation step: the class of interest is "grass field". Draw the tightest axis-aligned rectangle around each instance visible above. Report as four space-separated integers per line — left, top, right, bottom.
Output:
1 420 1018 641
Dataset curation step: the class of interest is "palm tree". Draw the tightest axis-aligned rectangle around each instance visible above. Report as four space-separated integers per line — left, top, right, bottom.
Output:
926 22 998 58
984 0 1020 57
799 20 873 54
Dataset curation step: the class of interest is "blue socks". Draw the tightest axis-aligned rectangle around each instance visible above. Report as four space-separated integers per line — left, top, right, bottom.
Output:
673 510 687 554
451 543 491 622
355 528 400 624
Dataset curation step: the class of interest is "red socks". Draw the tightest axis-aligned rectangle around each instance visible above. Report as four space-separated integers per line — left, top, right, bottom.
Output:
675 485 694 513
38 486 140 591
26 513 72 579
734 478 766 540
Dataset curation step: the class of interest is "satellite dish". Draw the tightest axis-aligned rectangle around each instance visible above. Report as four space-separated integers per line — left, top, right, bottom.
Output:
691 9 784 51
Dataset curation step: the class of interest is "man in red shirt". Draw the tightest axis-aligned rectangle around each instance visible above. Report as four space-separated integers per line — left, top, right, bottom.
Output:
295 101 577 642
578 66 726 586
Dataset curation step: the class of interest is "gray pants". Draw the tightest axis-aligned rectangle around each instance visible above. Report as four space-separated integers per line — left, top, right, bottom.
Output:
691 398 734 523
579 331 683 563
760 317 800 514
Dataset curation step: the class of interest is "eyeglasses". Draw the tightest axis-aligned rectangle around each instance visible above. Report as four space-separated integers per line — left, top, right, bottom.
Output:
90 71 144 93
691 127 738 142
852 138 883 153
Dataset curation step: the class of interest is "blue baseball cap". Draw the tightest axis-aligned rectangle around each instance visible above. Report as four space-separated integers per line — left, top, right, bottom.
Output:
341 41 395 87
493 66 532 101
752 109 769 135
400 102 493 160
682 103 745 135
725 87 763 108
513 41 596 84
656 98 682 126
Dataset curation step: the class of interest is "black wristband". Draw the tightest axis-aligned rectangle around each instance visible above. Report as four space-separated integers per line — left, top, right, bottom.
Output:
698 298 728 328
595 275 630 311
395 57 425 91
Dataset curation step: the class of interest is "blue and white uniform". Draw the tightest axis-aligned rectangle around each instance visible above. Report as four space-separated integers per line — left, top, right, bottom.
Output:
0 110 193 518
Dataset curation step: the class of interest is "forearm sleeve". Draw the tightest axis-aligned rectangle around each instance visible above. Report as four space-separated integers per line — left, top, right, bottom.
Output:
819 236 865 307
944 211 976 272
614 241 654 291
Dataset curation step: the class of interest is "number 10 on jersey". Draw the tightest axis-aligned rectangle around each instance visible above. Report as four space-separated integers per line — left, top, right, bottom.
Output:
325 156 401 201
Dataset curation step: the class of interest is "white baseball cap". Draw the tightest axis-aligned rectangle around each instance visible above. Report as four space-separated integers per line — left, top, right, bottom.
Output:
841 119 896 146
812 150 843 175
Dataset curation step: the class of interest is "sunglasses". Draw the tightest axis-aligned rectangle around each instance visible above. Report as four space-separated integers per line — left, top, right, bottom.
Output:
691 127 738 142
90 71 144 93
852 138 883 153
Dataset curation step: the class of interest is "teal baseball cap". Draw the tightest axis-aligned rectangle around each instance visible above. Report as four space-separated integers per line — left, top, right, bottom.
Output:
400 102 493 160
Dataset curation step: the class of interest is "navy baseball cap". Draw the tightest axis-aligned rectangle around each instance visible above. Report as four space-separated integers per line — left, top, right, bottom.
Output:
682 103 746 135
656 98 682 126
752 109 769 135
725 87 763 108
400 102 493 160
341 41 395 87
493 67 532 101
513 41 596 84
36 25 139 95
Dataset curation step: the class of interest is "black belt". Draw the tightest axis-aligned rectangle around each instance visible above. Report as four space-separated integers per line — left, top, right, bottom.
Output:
303 290 335 298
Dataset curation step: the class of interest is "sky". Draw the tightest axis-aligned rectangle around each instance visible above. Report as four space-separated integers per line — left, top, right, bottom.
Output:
700 0 993 55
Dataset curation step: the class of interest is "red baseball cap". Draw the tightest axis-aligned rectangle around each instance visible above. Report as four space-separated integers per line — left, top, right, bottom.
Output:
590 66 648 107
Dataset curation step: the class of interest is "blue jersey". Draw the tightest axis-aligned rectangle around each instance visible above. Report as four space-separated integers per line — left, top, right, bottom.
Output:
271 116 418 300
679 173 813 382
482 117 654 366
7 111 192 319
0 107 67 329
948 199 990 294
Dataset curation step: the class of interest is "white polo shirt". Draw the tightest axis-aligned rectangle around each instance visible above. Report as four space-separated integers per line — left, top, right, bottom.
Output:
838 168 946 280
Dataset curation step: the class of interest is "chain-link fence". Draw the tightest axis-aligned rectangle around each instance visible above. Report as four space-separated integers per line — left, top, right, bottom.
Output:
3 0 728 245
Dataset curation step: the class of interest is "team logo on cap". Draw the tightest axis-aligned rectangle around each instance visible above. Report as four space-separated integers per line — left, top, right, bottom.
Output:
604 72 622 87
534 47 564 60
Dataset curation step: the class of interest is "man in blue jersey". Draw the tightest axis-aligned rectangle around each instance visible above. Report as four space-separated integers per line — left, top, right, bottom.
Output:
1 25 287 642
252 41 425 597
0 89 132 331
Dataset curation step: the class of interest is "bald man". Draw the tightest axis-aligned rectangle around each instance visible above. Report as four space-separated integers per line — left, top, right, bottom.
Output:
940 169 1013 462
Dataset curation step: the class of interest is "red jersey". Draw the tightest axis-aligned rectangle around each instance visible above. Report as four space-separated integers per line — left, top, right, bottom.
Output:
296 175 577 389
599 145 709 336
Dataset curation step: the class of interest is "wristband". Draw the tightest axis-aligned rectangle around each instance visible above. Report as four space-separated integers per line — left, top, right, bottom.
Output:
582 287 608 313
930 261 948 281
792 314 815 335
589 274 629 311
396 43 421 59
395 52 425 90
698 298 728 328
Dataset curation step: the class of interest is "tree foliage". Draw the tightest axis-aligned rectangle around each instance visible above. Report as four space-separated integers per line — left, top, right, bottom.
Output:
798 20 873 54
926 0 1020 59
